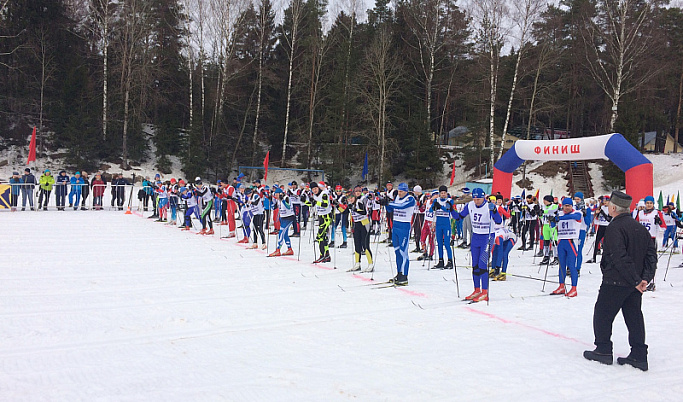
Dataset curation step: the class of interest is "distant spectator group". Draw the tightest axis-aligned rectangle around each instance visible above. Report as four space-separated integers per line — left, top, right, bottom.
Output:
7 169 130 211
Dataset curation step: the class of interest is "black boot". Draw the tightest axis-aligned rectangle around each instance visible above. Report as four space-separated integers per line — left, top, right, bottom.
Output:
434 259 445 269
338 242 347 249
444 260 454 270
551 257 559 265
583 350 613 365
395 273 408 286
417 253 428 261
411 247 421 253
329 241 335 247
539 256 550 265
534 250 544 257
616 356 648 371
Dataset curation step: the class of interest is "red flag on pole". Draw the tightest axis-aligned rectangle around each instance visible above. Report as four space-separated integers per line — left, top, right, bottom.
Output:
263 151 270 181
27 126 37 165
449 160 456 186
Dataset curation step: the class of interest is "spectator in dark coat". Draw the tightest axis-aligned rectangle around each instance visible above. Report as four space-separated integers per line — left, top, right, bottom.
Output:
81 171 90 210
583 191 657 372
9 171 21 211
55 170 70 211
21 168 36 210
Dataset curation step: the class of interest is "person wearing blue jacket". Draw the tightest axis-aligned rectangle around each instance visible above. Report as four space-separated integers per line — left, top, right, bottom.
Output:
55 170 70 211
384 183 416 285
21 168 36 210
68 172 84 210
9 171 21 211
549 198 584 297
573 192 592 275
455 188 502 302
431 185 455 269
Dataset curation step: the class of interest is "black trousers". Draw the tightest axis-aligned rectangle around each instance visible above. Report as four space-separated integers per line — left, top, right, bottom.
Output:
353 220 371 256
593 225 608 260
413 213 424 249
252 214 265 243
593 284 647 361
522 220 537 249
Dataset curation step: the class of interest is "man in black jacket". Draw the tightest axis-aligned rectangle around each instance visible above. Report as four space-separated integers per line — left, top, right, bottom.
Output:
584 191 657 371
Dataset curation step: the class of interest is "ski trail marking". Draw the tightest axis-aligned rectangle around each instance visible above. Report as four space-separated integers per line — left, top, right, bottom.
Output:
464 307 592 347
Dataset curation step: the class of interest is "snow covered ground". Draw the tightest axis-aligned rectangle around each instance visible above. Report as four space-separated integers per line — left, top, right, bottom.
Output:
3 210 683 400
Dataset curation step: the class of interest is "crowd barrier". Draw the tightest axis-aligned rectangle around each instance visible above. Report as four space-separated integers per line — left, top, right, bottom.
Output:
0 183 161 211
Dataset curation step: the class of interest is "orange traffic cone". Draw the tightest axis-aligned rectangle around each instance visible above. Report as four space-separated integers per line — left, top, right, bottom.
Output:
125 205 132 215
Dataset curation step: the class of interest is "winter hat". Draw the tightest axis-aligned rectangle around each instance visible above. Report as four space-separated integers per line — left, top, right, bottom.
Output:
274 187 284 194
413 185 423 193
44 169 50 174
398 182 409 192
12 171 19 176
59 170 66 174
644 196 655 203
462 187 471 194
543 195 554 203
637 200 645 208
170 178 177 184
179 186 187 193
562 198 573 206
25 168 30 173
471 188 485 198
309 181 319 189
610 191 632 209
574 192 584 200
335 185 342 191
318 181 326 189
496 194 503 201
439 185 448 193
75 171 81 176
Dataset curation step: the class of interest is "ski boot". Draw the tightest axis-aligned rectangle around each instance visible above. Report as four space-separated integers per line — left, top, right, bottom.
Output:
494 272 507 281
247 243 258 249
585 258 596 264
282 248 294 256
338 242 347 249
566 286 578 298
237 237 249 244
205 229 214 235
417 253 429 261
551 257 559 265
646 281 656 292
411 247 421 253
551 284 566 295
539 256 550 265
444 260 454 270
268 250 281 257
465 288 481 300
472 289 488 302
347 262 361 272
433 259 445 269
329 241 335 247
534 250 544 257
395 274 408 286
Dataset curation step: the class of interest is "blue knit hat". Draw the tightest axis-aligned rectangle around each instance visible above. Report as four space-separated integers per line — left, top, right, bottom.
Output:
562 198 573 206
471 188 485 198
398 182 409 192
574 192 584 199
644 196 655 203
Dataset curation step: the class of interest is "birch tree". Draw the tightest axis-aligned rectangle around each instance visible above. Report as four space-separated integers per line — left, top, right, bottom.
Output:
582 0 663 132
250 0 275 170
117 0 149 169
469 0 507 170
496 0 545 161
360 28 403 185
281 0 305 167
403 0 449 142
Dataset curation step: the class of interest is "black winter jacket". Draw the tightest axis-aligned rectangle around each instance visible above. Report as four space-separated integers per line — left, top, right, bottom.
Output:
600 212 657 287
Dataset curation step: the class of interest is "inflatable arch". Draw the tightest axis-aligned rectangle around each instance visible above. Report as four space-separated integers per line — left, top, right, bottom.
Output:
492 133 652 209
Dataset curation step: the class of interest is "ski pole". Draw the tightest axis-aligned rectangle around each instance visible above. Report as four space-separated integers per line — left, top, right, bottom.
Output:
451 236 460 298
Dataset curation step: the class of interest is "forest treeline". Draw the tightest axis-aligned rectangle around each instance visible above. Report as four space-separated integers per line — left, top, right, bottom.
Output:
1 0 682 187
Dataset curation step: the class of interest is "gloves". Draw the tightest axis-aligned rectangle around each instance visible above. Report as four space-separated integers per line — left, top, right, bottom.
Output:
488 203 496 212
655 215 662 226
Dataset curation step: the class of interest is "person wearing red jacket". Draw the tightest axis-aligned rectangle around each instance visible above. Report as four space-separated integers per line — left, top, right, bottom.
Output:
91 173 106 210
217 180 238 238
